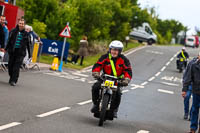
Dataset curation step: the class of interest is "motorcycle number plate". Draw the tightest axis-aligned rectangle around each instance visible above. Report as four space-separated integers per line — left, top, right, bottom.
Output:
180 58 184 62
104 80 114 87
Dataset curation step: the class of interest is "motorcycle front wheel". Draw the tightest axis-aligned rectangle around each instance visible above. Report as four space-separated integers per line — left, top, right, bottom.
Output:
99 94 110 126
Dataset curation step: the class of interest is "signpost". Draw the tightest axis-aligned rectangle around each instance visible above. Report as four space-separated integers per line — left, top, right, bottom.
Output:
58 23 71 72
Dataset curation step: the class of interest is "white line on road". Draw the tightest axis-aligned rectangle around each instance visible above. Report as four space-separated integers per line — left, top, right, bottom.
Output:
131 86 139 90
37 107 71 118
141 81 148 86
125 46 146 56
130 84 144 88
78 100 92 105
148 76 155 82
161 82 179 87
72 72 89 77
0 122 21 131
155 72 161 77
158 89 174 94
161 66 166 71
166 61 170 66
122 90 129 93
170 57 174 61
88 80 97 84
137 130 150 133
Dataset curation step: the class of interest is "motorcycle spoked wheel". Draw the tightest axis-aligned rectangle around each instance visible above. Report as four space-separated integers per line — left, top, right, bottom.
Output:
99 94 110 126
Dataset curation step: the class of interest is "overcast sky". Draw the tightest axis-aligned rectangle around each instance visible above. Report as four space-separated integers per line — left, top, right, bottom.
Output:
138 0 200 35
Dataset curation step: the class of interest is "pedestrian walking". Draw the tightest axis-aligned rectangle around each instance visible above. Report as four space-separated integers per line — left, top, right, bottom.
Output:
183 85 192 120
182 53 200 133
77 35 88 66
5 18 31 86
2 20 10 64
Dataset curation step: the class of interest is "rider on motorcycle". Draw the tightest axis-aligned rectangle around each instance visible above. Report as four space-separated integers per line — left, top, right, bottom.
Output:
177 47 189 68
91 40 132 118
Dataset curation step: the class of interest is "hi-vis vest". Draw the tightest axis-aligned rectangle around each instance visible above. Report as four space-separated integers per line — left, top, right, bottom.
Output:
109 53 123 78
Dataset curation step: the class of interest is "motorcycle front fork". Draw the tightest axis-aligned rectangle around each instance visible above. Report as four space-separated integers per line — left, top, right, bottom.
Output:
98 89 112 112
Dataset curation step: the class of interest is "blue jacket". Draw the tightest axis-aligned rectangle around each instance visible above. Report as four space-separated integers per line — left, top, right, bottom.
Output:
3 26 9 47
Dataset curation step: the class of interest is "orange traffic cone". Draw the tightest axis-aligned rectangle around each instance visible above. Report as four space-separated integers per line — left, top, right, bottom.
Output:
50 57 59 71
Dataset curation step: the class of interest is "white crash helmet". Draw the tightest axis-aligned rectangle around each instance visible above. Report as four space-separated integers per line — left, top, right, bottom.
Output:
109 40 124 54
182 47 186 50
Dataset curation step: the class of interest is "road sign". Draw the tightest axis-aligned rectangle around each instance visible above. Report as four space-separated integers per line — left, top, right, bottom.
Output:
59 25 71 38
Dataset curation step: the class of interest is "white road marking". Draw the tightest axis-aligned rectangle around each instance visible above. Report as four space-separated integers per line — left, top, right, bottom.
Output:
148 77 155 82
85 69 92 72
173 77 182 83
130 84 144 88
155 72 161 77
37 107 71 118
161 66 166 71
72 72 89 77
137 130 150 133
170 57 174 61
146 50 163 55
166 61 170 66
131 86 139 90
125 46 146 56
161 76 174 81
88 80 96 84
161 82 179 87
78 100 92 105
161 76 182 83
0 122 21 131
141 81 148 86
158 89 174 94
122 90 129 93
74 78 86 82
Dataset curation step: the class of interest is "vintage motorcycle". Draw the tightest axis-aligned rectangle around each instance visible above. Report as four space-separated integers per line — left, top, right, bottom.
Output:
93 74 124 126
176 57 187 73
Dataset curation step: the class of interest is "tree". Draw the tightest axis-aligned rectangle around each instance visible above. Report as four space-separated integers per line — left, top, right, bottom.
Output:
31 19 47 38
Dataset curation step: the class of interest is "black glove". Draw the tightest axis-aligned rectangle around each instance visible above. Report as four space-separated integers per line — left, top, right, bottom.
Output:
92 72 100 79
119 78 130 86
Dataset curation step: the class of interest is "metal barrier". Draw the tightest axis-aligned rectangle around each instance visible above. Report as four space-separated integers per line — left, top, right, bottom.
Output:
0 51 8 72
23 41 43 71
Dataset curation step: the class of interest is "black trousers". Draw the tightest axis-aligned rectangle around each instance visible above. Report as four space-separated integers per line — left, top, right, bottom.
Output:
80 56 84 65
8 51 24 83
91 81 122 111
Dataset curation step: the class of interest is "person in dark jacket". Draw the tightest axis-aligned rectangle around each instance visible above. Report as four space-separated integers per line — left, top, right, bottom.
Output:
91 40 132 118
182 53 200 133
77 35 88 65
182 57 198 120
0 15 5 50
5 18 31 86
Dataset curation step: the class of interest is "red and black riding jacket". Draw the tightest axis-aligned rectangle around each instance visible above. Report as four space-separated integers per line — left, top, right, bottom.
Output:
92 53 132 80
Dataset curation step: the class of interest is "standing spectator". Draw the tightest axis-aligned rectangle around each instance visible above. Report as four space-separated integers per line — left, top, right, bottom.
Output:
5 18 31 86
25 25 40 46
2 20 10 64
3 20 9 47
77 35 88 65
0 15 5 51
182 53 200 133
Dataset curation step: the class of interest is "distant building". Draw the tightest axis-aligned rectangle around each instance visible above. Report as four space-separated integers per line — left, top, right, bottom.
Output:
177 30 186 44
